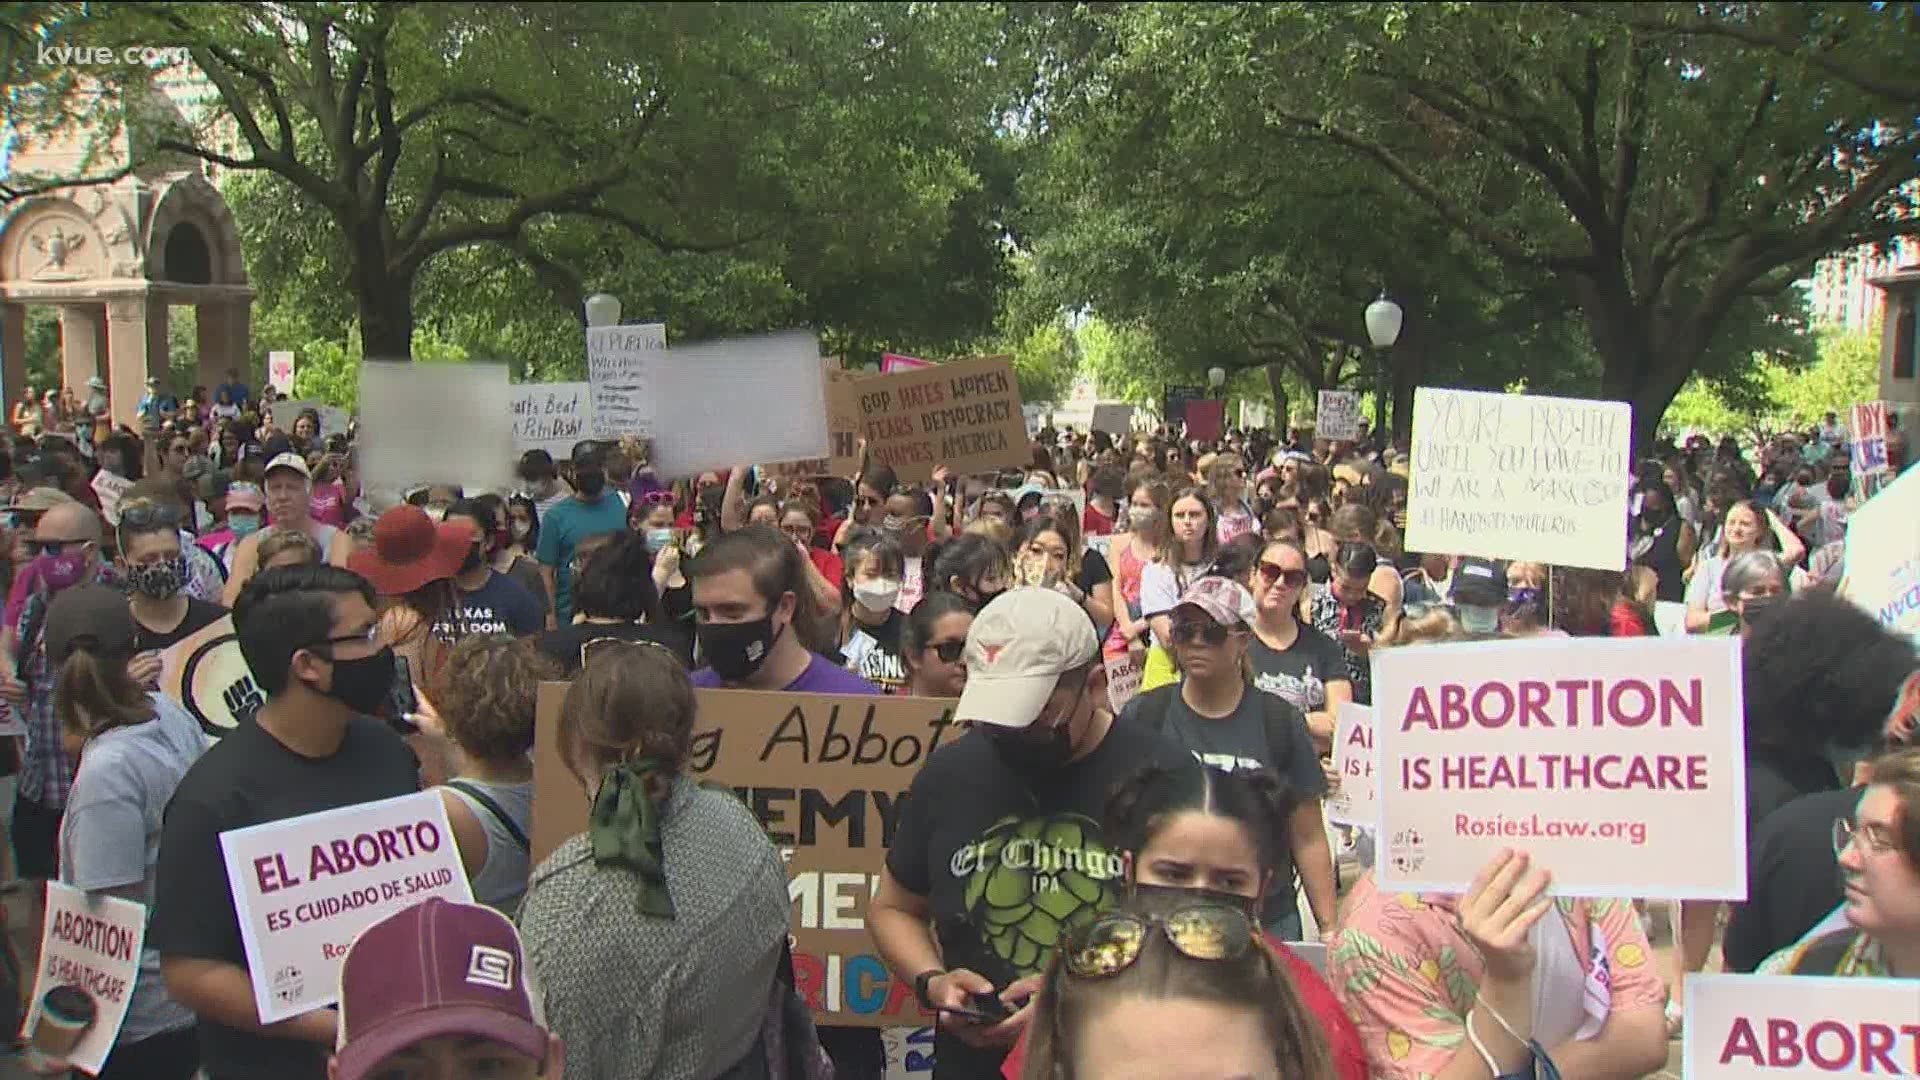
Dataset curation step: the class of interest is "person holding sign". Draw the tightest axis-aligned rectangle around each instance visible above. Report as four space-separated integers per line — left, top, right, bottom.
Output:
42 586 207 1079
1331 849 1670 1080
518 640 794 1079
151 566 421 1080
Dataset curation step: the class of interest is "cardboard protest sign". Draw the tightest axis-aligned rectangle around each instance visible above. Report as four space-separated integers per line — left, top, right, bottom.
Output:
1325 703 1377 829
268 351 295 394
358 362 513 499
854 355 1027 483
88 471 131 526
586 322 667 439
763 365 861 480
510 382 591 457
1316 390 1362 442
531 686 958 1027
881 352 935 373
1850 401 1893 501
159 614 256 738
1840 463 1920 644
220 791 472 1023
1683 973 1920 1077
1405 387 1633 571
1184 399 1225 442
20 884 146 1074
1372 635 1746 899
1090 403 1134 436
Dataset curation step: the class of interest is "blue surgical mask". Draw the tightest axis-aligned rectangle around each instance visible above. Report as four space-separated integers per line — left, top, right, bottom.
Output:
645 527 674 552
228 513 262 538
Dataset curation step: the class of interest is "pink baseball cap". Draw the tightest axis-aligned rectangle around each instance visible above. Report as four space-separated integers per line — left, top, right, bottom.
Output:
333 898 550 1079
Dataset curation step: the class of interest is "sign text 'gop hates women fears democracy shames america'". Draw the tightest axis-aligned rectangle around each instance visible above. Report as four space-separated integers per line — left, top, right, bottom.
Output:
1372 636 1747 901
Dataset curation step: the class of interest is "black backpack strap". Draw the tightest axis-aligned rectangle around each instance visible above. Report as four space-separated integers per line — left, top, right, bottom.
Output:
445 780 530 853
1135 684 1178 739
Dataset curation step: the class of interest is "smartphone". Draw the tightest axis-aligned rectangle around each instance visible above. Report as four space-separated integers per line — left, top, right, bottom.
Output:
938 990 1012 1025
384 653 420 734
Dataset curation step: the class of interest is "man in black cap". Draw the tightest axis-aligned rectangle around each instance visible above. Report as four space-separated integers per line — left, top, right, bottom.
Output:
533 442 627 623
1449 556 1507 633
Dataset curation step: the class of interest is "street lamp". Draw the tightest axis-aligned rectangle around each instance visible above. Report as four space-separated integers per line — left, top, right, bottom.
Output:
1207 366 1227 395
1364 293 1403 441
583 292 622 328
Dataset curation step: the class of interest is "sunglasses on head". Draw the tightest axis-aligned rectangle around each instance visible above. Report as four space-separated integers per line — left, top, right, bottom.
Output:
580 636 679 670
1062 903 1259 979
1169 621 1233 646
1255 561 1308 588
639 490 675 507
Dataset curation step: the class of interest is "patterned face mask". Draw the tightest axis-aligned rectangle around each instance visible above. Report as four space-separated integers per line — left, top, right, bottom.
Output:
127 554 188 600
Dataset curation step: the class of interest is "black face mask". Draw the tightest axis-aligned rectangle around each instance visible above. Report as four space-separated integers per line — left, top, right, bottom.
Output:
966 583 1006 613
575 470 606 498
460 544 485 575
1128 881 1261 919
311 646 396 715
697 612 784 683
984 687 1083 778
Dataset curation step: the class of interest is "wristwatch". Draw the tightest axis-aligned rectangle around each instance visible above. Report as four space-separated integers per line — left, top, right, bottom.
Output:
914 968 946 1010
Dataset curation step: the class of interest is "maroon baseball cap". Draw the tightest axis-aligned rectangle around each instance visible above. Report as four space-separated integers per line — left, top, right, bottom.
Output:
333 898 549 1079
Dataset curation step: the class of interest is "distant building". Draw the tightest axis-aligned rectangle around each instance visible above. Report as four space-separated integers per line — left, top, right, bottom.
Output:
1809 235 1920 332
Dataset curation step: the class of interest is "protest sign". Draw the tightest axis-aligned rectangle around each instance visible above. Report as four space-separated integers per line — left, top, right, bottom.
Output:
652 331 830 479
1372 635 1746 899
358 362 513 499
854 354 1027 483
20 884 145 1074
1091 403 1134 436
1238 400 1270 431
1404 387 1633 571
220 791 472 1023
1840 463 1920 644
1163 384 1204 427
509 382 591 457
881 352 935 373
1683 973 1920 1077
1104 652 1143 714
267 398 350 439
1183 399 1224 442
268 351 295 394
1316 391 1362 442
89 471 131 526
763 365 861 480
159 613 257 738
586 322 668 439
531 686 957 1027
1325 703 1377 829
1850 401 1893 500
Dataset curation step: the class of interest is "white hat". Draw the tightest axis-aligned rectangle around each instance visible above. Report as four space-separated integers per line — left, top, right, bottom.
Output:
264 452 311 479
955 587 1099 729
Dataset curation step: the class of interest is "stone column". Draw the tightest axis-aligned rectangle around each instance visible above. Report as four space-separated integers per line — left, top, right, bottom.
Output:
146 302 171 392
106 297 150 430
59 303 102 390
1 304 25 409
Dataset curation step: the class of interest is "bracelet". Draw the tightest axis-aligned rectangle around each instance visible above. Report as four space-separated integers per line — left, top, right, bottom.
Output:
1476 995 1526 1045
1466 1009 1535 1080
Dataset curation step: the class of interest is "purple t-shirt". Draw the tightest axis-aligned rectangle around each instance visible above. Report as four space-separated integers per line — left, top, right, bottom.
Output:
691 653 881 694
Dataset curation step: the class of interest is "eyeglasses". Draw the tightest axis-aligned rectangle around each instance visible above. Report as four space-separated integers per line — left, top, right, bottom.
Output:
27 537 93 557
1833 817 1899 857
1062 903 1258 979
1255 561 1308 589
1169 621 1233 646
312 625 380 651
580 636 679 670
928 640 965 663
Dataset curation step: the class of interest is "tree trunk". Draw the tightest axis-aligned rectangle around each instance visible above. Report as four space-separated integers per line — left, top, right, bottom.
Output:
1264 362 1289 434
1578 284 1695 459
349 221 416 361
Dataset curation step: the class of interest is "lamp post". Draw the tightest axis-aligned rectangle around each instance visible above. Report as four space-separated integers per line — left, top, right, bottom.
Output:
583 292 622 328
1364 293 1403 442
1207 366 1226 397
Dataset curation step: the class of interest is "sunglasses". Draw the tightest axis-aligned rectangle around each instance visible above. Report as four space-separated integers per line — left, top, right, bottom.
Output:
928 640 965 663
27 537 93 557
1169 621 1233 646
639 490 675 507
120 503 183 530
580 636 679 670
1255 561 1308 588
1063 903 1258 979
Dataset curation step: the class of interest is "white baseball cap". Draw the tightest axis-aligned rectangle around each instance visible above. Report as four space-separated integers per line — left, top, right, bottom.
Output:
264 452 311 480
955 587 1100 729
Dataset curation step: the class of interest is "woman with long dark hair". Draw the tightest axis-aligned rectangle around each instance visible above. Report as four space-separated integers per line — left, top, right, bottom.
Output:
538 531 690 671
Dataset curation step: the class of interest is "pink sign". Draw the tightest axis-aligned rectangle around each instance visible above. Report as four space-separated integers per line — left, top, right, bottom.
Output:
1184 398 1225 442
1684 973 1920 1076
881 352 935 373
1372 636 1746 899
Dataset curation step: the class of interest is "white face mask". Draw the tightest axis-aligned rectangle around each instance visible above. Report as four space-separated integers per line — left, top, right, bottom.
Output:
852 578 902 613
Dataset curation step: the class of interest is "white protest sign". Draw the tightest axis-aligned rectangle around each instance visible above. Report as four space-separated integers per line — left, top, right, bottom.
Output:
1325 702 1377 829
89 471 131 526
20 884 146 1074
586 322 667 440
1405 387 1632 571
1683 973 1920 1076
1373 635 1746 899
510 382 591 457
268 351 296 394
1316 390 1362 441
1840 463 1920 644
1104 652 1143 714
1091 402 1134 436
268 399 351 439
357 362 513 499
651 330 830 479
219 791 473 1023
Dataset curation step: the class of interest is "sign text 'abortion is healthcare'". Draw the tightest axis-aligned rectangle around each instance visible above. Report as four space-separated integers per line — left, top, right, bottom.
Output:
1372 635 1746 900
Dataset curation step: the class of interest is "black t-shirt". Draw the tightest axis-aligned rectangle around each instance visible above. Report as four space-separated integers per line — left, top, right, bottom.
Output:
1120 684 1328 931
538 619 694 673
1247 623 1349 716
1724 785 1861 973
841 610 908 692
1074 549 1112 597
886 720 1187 1080
133 598 228 653
430 570 543 639
150 714 420 1080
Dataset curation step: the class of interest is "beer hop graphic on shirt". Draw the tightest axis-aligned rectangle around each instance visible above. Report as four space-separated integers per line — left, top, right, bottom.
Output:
953 813 1124 973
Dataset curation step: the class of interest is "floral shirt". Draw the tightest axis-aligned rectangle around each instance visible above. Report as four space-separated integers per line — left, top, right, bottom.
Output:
1758 928 1887 976
1329 873 1666 1080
